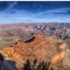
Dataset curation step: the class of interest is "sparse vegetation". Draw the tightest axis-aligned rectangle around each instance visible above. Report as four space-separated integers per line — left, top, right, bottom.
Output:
22 59 53 70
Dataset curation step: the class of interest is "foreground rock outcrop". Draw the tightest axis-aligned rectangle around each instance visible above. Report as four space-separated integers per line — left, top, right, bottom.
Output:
0 34 69 70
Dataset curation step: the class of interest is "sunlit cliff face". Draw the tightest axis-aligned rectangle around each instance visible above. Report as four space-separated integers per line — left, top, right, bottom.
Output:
0 34 68 70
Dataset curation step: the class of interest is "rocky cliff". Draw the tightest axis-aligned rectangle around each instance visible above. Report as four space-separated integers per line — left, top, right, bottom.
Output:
0 34 68 70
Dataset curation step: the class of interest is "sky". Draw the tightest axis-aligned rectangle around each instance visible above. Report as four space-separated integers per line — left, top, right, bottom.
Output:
0 1 70 24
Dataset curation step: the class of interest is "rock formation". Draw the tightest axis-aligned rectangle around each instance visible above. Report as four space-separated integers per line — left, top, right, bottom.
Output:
0 34 68 70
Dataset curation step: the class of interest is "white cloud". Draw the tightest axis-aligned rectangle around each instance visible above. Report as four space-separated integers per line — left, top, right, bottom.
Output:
4 2 17 12
0 6 70 23
34 7 70 17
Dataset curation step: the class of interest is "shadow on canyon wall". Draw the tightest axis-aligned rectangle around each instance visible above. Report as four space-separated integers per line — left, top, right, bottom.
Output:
0 54 16 70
